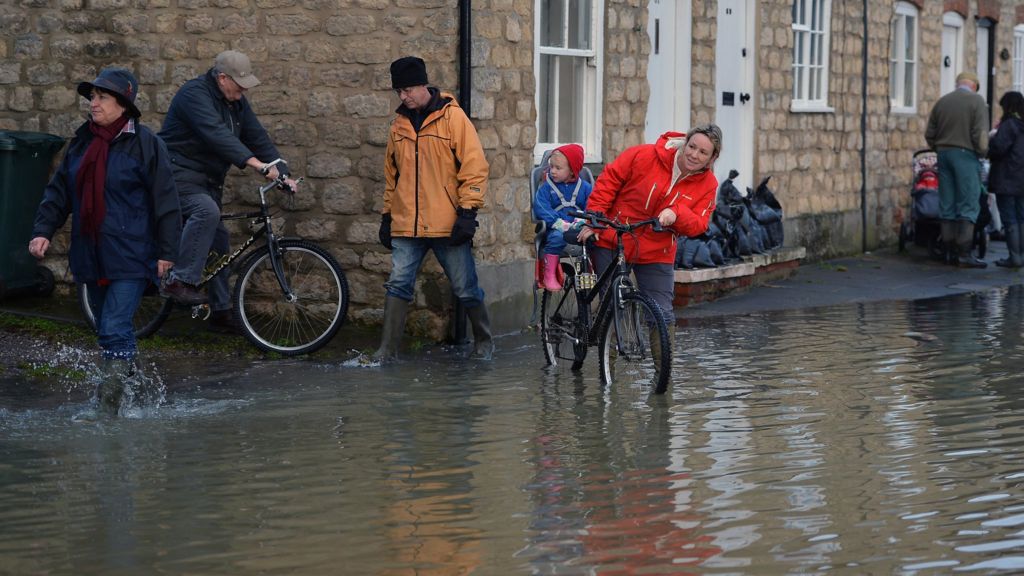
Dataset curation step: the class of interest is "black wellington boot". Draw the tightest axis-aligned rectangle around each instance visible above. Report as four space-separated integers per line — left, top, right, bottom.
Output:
996 224 1022 268
97 358 135 415
940 220 957 265
956 220 987 268
466 305 495 360
372 296 409 363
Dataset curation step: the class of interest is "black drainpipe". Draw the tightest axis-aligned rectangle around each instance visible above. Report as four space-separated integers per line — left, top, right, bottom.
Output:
452 0 473 345
860 0 868 253
459 0 473 118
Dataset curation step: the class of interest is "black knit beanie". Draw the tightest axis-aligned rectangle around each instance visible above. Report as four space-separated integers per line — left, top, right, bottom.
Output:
390 56 429 89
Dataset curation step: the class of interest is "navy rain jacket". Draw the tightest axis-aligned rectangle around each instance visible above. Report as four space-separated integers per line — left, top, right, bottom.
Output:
32 120 181 283
988 115 1024 198
158 69 285 202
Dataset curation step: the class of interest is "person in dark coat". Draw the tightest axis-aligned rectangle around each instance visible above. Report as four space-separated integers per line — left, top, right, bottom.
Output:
29 68 181 412
158 50 298 330
988 91 1024 268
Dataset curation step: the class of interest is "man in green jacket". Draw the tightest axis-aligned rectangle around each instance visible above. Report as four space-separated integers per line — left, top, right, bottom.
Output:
925 71 990 268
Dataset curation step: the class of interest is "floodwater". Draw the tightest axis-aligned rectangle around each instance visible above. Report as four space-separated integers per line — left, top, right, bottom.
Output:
3 288 1024 575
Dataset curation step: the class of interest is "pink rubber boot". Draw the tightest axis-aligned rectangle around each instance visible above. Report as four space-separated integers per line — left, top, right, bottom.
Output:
543 254 562 291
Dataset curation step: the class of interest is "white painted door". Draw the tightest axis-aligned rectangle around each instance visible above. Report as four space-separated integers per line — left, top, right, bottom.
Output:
714 0 756 193
940 12 964 95
977 25 991 105
644 0 691 143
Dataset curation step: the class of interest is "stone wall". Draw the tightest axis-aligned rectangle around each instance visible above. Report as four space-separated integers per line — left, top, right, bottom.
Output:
1 0 537 338
749 0 1024 258
602 0 648 156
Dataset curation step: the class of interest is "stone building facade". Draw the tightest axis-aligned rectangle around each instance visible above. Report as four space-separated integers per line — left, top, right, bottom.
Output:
699 0 1024 259
5 0 1024 340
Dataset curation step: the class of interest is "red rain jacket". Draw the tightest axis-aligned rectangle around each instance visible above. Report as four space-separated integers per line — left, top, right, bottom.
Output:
587 131 719 264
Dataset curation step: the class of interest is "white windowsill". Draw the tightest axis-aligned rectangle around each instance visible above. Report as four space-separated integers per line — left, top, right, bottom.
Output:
790 103 835 113
890 105 918 115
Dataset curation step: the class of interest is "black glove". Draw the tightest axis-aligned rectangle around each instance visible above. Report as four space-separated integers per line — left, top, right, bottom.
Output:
449 207 478 246
379 213 393 250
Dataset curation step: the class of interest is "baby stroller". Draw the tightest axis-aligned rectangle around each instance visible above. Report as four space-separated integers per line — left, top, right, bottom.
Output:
898 149 989 260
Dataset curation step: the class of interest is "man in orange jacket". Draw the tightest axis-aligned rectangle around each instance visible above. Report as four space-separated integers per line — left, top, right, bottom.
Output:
374 56 493 362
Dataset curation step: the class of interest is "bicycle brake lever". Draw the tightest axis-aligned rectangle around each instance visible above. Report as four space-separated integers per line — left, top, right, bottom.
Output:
277 176 303 194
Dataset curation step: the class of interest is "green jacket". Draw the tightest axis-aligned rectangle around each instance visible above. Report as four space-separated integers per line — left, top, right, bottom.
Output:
925 87 989 156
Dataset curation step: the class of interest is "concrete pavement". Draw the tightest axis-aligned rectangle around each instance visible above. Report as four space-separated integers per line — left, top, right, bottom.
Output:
678 239 1024 319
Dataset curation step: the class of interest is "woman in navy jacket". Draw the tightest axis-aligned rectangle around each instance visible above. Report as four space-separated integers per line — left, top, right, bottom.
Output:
988 91 1024 268
29 68 180 411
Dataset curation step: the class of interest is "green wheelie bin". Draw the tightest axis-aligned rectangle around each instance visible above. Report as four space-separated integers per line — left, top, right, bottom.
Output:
0 130 66 300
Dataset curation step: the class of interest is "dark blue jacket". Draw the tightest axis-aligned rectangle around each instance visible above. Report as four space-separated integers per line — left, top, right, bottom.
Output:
159 70 284 203
32 120 181 283
988 116 1024 197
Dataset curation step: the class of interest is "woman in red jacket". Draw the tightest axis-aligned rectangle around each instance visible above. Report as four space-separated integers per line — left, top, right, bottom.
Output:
577 125 722 320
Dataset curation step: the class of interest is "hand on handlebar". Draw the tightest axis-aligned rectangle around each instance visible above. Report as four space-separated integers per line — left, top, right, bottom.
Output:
657 208 676 228
279 177 300 194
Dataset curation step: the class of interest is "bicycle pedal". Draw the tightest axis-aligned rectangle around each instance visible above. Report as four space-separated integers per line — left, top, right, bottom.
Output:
191 305 211 320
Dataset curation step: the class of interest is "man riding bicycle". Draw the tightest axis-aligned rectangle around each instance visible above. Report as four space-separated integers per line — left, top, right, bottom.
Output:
159 50 299 331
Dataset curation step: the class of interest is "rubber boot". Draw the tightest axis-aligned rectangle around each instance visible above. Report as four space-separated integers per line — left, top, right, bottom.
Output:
466 304 495 360
956 220 987 268
97 357 134 415
372 296 409 363
542 254 562 291
940 220 957 265
996 224 1021 268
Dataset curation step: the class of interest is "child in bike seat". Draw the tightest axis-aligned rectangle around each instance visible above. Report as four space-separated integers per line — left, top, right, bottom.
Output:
532 143 593 291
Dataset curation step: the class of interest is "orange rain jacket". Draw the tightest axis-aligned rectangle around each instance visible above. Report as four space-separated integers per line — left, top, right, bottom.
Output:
587 131 719 264
384 92 489 238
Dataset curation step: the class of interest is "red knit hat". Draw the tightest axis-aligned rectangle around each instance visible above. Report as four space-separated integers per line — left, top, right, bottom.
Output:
553 144 585 181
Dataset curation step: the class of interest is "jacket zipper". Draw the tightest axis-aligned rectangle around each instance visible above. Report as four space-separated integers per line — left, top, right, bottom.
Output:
644 183 657 210
413 138 420 237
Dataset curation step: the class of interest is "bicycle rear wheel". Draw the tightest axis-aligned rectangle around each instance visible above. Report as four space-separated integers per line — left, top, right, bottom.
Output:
598 290 671 394
540 266 588 370
233 239 348 356
78 282 173 339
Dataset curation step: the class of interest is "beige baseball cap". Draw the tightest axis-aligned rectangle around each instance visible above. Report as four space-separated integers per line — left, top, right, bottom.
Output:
215 50 260 89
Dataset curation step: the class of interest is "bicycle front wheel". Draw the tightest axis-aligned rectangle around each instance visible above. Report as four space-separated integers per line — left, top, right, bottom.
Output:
598 290 671 394
540 267 588 370
78 282 173 339
233 240 349 355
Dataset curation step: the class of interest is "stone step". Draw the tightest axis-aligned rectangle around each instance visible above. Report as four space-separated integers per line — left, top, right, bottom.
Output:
673 246 806 307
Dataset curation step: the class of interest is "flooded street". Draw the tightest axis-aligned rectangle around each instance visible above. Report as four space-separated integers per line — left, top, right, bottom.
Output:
3 288 1024 574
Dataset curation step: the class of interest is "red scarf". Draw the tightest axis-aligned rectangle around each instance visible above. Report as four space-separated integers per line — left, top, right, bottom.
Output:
75 115 129 238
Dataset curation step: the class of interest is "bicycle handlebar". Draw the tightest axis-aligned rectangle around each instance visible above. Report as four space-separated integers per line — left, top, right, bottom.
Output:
259 158 286 177
568 210 665 234
258 158 300 194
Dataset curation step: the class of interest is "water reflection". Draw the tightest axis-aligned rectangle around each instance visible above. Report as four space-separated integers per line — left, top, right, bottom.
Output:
2 290 1024 573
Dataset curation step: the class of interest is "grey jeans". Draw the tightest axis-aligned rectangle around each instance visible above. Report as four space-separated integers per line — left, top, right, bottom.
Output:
590 246 675 322
170 192 231 312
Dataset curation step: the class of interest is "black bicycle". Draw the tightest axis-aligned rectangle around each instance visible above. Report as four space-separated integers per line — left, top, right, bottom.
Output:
80 159 350 356
539 211 672 394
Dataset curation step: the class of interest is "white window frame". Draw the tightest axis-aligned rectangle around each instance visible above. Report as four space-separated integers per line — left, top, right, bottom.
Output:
1014 25 1024 93
534 0 604 164
791 0 833 112
890 2 919 114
